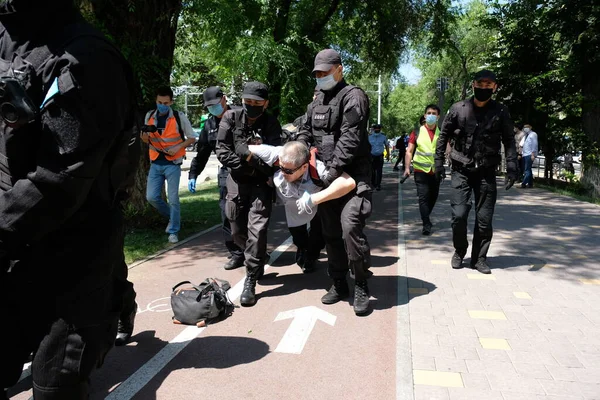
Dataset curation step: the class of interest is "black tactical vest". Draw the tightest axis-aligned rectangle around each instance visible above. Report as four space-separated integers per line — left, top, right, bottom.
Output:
450 99 505 168
311 85 356 164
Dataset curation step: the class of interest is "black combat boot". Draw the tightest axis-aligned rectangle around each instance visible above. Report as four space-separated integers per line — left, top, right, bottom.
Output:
223 256 244 270
240 276 257 307
321 279 349 304
115 302 138 346
302 257 316 273
353 280 370 316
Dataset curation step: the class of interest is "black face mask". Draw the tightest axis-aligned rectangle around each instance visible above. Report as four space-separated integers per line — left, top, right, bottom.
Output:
474 87 494 102
243 103 264 119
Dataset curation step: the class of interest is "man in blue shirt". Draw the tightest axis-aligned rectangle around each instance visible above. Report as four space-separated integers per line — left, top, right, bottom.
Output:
519 124 538 188
368 124 389 191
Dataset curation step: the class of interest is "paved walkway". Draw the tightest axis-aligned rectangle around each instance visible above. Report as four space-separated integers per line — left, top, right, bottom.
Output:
8 165 599 400
400 171 600 399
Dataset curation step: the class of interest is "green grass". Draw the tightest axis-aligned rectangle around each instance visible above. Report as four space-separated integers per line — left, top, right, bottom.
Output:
124 182 221 264
534 180 600 205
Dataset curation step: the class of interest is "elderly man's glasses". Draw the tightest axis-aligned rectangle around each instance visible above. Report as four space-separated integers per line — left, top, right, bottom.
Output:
279 163 305 175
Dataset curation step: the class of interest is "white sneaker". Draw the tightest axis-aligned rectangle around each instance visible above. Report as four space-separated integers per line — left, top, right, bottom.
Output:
168 234 179 244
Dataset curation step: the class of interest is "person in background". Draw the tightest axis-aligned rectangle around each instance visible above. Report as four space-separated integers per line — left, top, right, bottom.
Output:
519 124 538 189
369 123 389 191
393 133 407 171
188 86 245 270
404 105 442 235
141 86 197 244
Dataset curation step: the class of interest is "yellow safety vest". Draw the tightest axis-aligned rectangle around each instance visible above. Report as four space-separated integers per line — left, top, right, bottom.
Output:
412 125 439 173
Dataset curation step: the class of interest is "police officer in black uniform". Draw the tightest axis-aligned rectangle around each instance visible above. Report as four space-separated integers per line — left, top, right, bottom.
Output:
435 69 517 275
188 86 245 270
296 49 373 316
0 1 139 398
216 81 281 307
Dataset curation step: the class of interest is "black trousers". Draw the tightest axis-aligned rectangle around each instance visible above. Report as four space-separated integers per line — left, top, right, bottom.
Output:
318 189 372 281
394 151 406 169
450 168 497 263
225 176 273 277
288 212 325 261
371 155 384 188
219 185 244 260
414 171 441 226
1 212 123 399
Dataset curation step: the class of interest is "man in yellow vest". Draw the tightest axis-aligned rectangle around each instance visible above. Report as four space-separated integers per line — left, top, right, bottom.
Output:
404 104 442 235
141 86 197 243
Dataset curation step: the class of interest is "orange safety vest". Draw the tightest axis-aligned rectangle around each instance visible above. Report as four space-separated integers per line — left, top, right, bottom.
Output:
147 112 186 161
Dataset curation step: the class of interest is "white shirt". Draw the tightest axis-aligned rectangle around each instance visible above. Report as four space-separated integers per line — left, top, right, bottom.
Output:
249 144 326 227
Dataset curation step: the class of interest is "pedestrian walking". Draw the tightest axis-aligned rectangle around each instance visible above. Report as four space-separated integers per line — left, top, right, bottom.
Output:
435 69 518 274
404 105 442 235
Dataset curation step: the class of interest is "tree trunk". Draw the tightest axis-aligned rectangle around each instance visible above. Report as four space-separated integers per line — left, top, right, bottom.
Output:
580 57 600 197
81 0 183 212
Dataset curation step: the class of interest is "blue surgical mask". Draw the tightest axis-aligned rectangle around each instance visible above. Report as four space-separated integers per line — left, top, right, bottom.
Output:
208 103 224 116
316 73 337 91
157 103 170 114
425 114 438 125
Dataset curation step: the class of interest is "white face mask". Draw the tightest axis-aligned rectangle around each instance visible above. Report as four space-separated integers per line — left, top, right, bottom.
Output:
316 73 337 91
523 127 531 134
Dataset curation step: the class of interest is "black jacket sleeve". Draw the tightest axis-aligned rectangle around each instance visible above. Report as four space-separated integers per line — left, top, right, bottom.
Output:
295 102 314 148
330 89 370 172
436 104 458 169
215 110 245 173
189 123 213 180
0 41 132 253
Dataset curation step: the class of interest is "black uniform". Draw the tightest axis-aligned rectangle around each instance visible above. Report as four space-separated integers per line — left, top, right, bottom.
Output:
215 109 281 276
435 97 517 264
0 3 138 399
296 80 373 281
189 106 244 262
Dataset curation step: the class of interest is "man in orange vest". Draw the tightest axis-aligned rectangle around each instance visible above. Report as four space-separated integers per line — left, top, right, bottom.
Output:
141 86 197 244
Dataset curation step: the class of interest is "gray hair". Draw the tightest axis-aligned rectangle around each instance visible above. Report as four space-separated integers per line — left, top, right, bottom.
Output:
280 141 309 168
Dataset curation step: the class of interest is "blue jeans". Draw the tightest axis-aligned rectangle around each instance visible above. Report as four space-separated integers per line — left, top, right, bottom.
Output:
522 155 534 187
146 162 181 234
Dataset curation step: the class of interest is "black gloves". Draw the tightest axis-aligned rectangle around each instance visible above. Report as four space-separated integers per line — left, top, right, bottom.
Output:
505 161 518 190
234 142 251 160
247 155 273 177
434 165 446 183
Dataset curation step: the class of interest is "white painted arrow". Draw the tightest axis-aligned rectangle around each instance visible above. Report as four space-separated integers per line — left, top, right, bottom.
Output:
274 306 336 354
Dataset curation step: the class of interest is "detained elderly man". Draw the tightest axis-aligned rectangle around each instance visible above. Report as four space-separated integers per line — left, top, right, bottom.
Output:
249 141 356 272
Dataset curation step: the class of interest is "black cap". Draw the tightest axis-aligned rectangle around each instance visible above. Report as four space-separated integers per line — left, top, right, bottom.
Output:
473 69 497 82
203 86 224 106
312 49 342 74
242 81 269 101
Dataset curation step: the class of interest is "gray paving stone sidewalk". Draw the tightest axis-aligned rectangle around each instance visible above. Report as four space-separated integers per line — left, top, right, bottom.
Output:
399 172 600 400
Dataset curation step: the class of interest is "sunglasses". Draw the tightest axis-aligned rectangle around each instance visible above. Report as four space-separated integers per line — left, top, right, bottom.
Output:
279 163 306 175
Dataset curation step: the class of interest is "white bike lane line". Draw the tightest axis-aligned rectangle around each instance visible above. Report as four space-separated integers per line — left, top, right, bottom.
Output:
396 169 414 400
105 236 294 400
